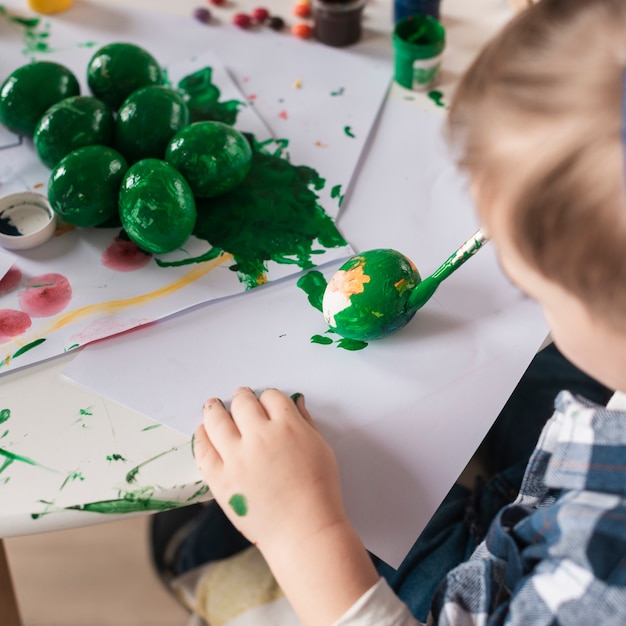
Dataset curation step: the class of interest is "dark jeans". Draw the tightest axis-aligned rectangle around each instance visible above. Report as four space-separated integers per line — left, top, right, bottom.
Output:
170 343 613 622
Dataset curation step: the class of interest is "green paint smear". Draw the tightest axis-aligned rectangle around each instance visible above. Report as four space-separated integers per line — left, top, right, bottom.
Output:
12 338 46 359
60 470 85 490
0 409 10 426
125 446 178 483
344 126 355 138
0 447 58 475
336 338 368 351
31 494 184 518
141 424 162 432
330 87 345 96
428 90 446 108
79 408 93 416
106 453 126 462
157 135 347 289
177 67 244 125
330 184 344 208
228 493 248 517
311 334 333 345
187 483 209 501
297 270 327 311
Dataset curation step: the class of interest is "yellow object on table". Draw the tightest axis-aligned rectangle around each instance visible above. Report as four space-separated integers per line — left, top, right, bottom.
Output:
27 0 73 13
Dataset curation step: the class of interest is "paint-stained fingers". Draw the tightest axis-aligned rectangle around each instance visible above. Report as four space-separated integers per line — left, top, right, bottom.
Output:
202 397 241 449
291 393 319 431
193 423 222 477
229 386 271 431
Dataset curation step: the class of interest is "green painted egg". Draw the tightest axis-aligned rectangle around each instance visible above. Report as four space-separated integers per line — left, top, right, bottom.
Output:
34 96 114 169
165 121 252 198
48 145 128 227
0 61 80 136
322 249 422 341
115 85 190 163
87 43 163 110
119 159 196 254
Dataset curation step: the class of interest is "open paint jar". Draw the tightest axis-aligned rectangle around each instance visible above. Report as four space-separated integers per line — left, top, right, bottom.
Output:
393 15 446 91
393 0 441 22
312 0 367 47
0 191 57 250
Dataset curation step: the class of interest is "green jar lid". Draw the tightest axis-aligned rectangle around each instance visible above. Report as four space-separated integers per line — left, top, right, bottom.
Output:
0 61 80 136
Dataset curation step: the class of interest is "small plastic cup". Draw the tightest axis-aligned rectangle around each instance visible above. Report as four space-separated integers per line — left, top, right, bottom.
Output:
393 15 446 91
394 0 441 22
0 191 56 250
312 0 367 48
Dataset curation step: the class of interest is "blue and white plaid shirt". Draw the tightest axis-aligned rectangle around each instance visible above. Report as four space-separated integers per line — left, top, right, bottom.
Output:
428 390 626 625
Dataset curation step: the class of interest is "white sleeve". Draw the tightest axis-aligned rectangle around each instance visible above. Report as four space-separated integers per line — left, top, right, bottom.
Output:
332 578 424 626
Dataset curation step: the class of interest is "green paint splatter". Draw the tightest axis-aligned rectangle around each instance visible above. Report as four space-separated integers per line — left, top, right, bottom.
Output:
336 338 368 351
177 67 244 125
428 90 446 108
330 87 345 96
0 409 10 426
60 470 85 490
0 447 58 475
12 338 46 359
330 184 345 208
311 334 334 345
187 483 210 501
125 446 179 483
297 270 327 311
157 135 347 289
228 493 248 517
141 424 162 432
79 407 93 416
344 126 355 138
1 430 8 440
106 453 126 462
31 493 184 519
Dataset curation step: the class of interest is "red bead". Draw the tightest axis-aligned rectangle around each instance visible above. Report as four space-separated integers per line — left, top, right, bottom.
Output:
291 22 312 38
232 13 252 28
252 7 270 22
209 0 225 5
293 2 311 18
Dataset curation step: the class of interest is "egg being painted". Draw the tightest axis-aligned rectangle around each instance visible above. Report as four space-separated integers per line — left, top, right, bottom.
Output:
34 96 114 168
165 121 252 198
87 43 163 111
119 159 196 254
115 85 190 163
0 61 80 136
323 249 422 341
48 145 128 227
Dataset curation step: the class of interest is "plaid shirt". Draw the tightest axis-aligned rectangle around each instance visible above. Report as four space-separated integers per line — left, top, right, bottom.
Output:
430 390 626 625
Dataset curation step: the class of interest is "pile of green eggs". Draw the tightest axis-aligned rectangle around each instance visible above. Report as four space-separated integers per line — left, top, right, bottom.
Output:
0 43 253 254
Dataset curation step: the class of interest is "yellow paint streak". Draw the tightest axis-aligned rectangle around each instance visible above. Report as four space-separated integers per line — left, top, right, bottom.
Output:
46 253 232 333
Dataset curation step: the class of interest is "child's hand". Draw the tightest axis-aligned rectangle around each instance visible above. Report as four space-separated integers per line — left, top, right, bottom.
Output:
193 387 348 557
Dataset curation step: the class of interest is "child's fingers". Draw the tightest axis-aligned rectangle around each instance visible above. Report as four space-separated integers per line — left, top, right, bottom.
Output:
229 386 271 431
292 393 319 431
202 396 240 449
193 422 222 478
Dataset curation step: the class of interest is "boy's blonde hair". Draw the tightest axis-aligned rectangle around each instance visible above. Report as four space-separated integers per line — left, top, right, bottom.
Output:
448 0 626 328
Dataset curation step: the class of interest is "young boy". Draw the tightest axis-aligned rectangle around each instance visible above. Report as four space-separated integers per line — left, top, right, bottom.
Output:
187 0 626 623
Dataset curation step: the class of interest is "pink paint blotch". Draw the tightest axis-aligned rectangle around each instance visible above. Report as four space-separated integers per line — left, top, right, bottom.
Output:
102 236 152 272
0 309 32 343
0 265 22 295
278 110 288 120
18 273 72 318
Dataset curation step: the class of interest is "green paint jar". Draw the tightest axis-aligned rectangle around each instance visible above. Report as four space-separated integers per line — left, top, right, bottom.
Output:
0 61 80 136
87 43 163 111
48 145 128 227
115 85 190 163
34 96 114 168
323 248 422 341
119 158 196 254
393 15 445 91
165 121 252 198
